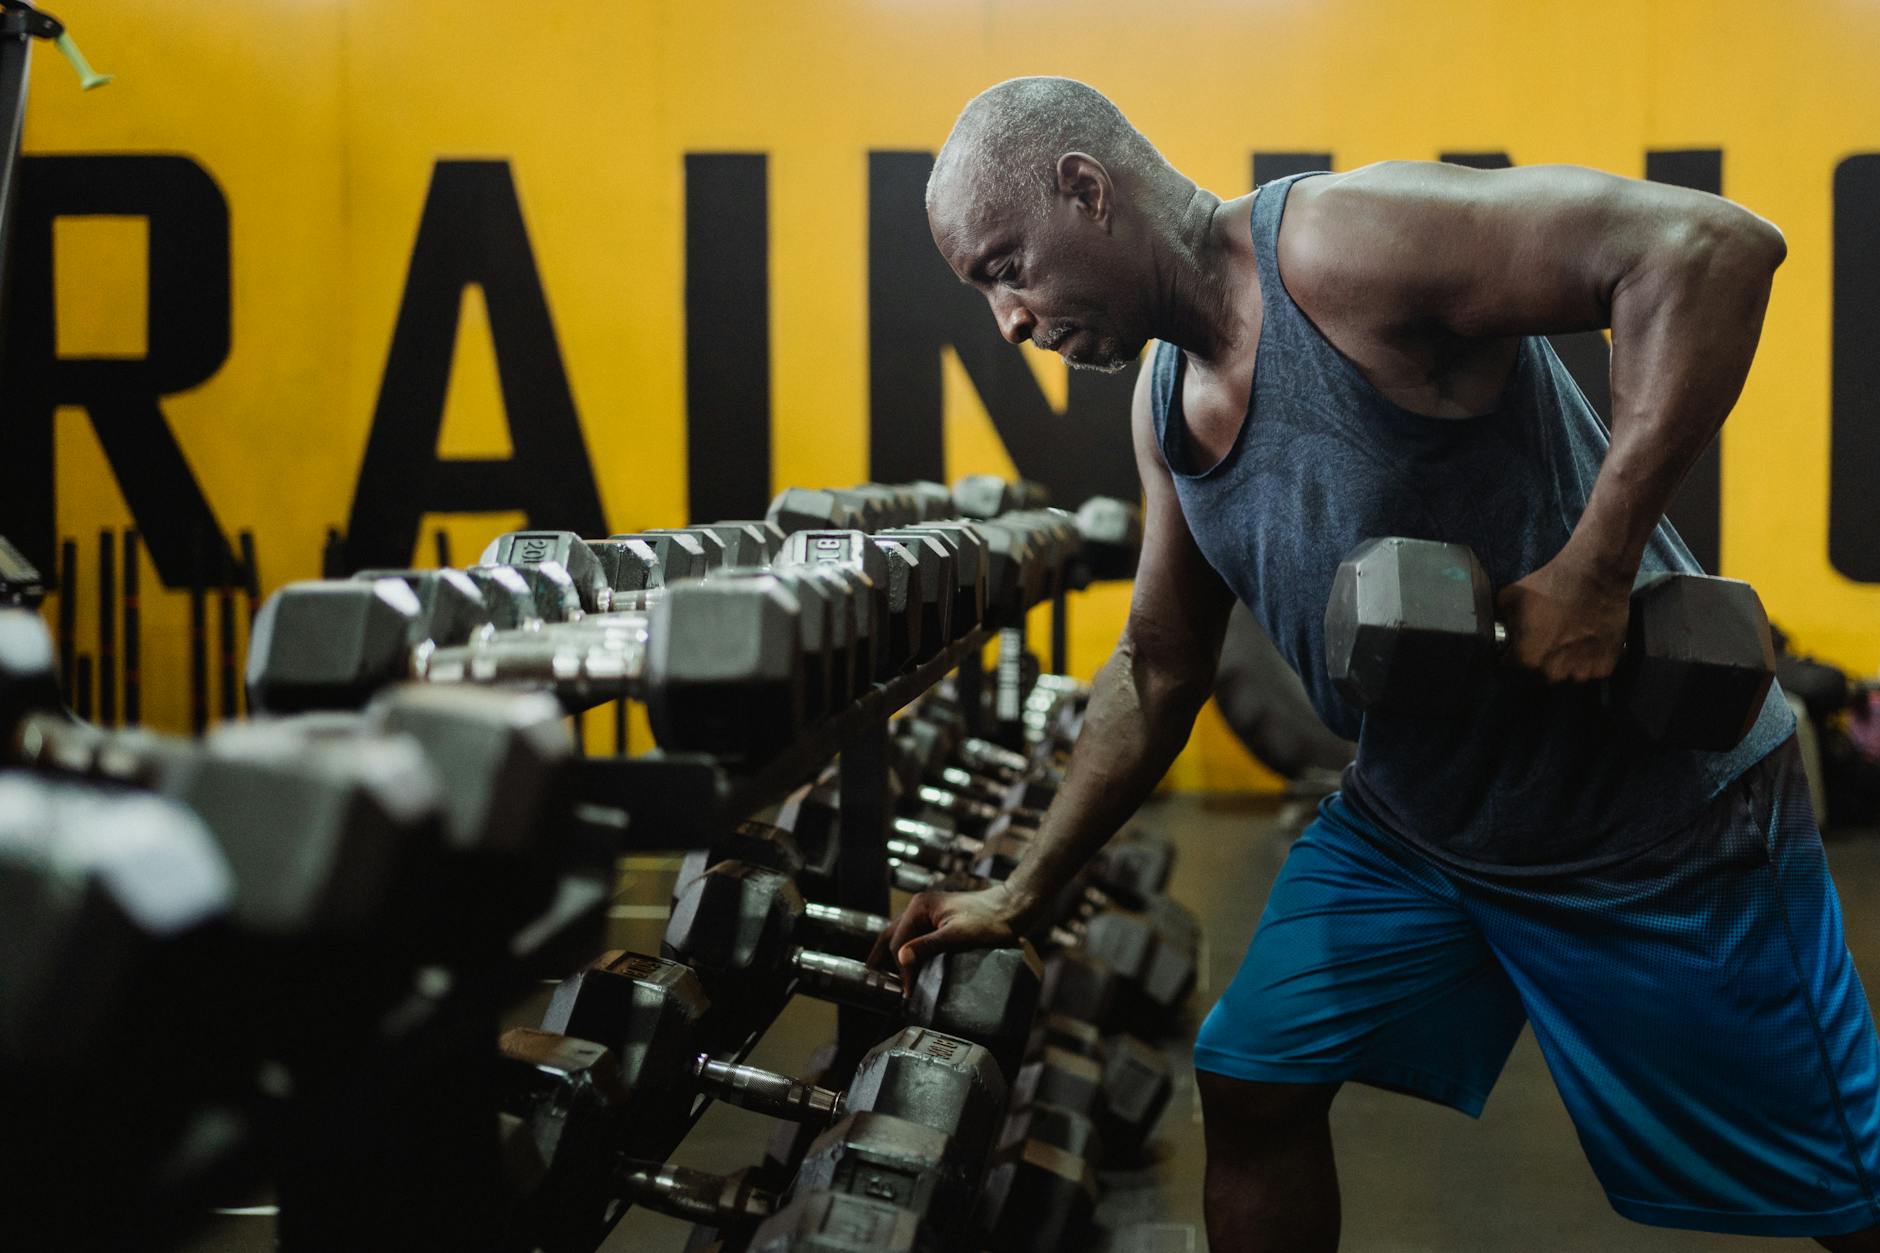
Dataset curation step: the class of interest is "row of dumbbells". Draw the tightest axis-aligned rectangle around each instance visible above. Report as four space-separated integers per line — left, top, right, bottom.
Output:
245 479 1139 758
494 677 1202 1250
675 683 1200 1246
0 610 610 1245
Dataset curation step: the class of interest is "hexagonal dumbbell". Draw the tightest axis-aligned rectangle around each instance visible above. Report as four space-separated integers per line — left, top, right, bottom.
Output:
249 574 808 758
663 860 1041 1080
1324 536 1776 750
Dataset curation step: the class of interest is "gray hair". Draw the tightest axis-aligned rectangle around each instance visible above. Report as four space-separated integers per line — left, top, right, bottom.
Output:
927 77 1170 220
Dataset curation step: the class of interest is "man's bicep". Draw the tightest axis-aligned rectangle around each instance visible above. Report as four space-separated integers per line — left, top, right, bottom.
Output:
1125 357 1234 679
1285 161 1761 340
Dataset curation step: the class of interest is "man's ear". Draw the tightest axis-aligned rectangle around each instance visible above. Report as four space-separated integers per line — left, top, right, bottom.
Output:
1056 152 1112 228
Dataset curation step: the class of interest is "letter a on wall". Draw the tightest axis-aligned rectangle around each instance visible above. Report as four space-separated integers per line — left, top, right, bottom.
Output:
344 160 605 570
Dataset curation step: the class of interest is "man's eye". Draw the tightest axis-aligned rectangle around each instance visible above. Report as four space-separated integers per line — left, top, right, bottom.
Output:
998 266 1021 290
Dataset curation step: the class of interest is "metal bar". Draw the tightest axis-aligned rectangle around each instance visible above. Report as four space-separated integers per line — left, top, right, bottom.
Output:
56 538 75 704
96 529 115 726
237 530 259 716
189 530 207 732
238 529 261 627
121 530 140 726
217 540 237 720
73 652 91 722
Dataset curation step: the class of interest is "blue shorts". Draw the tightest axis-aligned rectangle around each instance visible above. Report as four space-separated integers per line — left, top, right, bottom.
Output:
1195 740 1880 1237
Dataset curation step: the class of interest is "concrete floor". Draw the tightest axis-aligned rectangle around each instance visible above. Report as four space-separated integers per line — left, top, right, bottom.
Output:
191 792 1880 1251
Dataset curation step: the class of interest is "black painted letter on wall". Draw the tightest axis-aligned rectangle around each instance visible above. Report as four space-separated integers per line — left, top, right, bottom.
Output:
344 160 604 571
685 154 772 521
1831 155 1880 582
0 155 232 585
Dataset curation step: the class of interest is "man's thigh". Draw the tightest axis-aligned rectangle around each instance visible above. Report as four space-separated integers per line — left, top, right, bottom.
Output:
1466 742 1880 1239
1195 795 1527 1116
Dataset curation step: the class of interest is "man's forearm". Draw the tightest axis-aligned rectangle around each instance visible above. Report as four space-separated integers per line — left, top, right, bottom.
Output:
1000 636 1210 926
1568 207 1785 581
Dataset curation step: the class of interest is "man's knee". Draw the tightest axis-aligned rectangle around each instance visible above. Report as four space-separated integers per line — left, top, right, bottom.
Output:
1197 1071 1338 1150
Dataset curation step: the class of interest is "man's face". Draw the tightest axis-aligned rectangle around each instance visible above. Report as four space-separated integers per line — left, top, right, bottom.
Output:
929 171 1144 374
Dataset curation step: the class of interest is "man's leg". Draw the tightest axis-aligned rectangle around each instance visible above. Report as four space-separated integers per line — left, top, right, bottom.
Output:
1198 1072 1341 1253
1457 742 1880 1241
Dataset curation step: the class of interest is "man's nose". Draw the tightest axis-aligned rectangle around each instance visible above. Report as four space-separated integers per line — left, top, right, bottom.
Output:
994 295 1035 345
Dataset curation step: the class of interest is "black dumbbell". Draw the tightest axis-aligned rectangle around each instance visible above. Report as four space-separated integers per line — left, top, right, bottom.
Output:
579 533 693 591
976 1099 1107 1251
768 487 865 535
361 684 586 950
1018 1027 1173 1162
769 745 1009 843
777 529 930 677
249 574 807 757
663 861 1041 1080
603 530 716 585
480 532 614 612
670 819 808 909
5 629 582 1013
1091 827 1176 900
885 828 1195 1034
746 1189 938 1252
1036 906 1197 1035
0 771 232 1069
497 1035 779 1250
898 481 955 522
666 856 890 963
349 568 495 642
1324 536 1777 750
953 475 1038 520
1024 1014 1174 1162
879 525 986 640
846 484 917 529
696 520 789 567
493 528 855 721
523 968 1012 1180
976 1135 1098 1252
873 533 955 661
649 1109 977 1250
1071 496 1143 584
0 775 252 1243
776 531 891 682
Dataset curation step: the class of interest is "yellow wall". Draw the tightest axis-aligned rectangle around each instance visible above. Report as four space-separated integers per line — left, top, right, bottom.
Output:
21 0 1880 791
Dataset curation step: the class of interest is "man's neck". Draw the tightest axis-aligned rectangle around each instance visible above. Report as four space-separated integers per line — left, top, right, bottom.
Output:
1150 184 1258 365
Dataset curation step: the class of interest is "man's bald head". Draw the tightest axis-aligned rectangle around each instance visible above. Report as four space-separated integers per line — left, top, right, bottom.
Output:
926 77 1172 222
925 78 1201 374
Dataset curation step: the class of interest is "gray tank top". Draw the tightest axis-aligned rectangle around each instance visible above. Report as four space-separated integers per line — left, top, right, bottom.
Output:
1152 172 1792 872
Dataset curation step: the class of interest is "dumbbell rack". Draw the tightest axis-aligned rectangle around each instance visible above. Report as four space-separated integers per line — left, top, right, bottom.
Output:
566 598 1065 1246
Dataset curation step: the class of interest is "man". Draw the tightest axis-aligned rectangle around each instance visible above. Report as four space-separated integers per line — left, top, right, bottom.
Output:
876 77 1880 1250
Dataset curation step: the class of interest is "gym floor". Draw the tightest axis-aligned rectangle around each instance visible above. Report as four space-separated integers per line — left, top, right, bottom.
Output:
187 792 1880 1252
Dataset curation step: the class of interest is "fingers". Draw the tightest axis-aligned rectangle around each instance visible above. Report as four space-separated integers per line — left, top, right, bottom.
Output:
896 928 951 982
869 893 936 972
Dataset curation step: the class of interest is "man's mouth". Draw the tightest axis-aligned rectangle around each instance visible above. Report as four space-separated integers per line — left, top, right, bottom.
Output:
1045 328 1085 358
1034 324 1078 353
